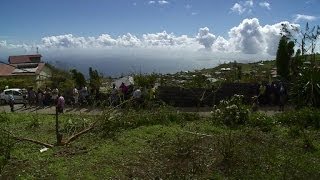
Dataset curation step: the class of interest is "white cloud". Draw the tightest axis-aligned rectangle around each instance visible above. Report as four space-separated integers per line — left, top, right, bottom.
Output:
196 27 216 50
244 0 253 7
293 14 318 23
41 34 88 48
117 33 141 47
259 1 271 10
231 0 254 15
93 34 117 47
1 18 303 59
213 36 230 52
228 18 299 55
0 40 7 47
142 31 197 48
191 12 198 16
231 3 246 15
158 0 169 5
148 1 155 4
229 18 264 54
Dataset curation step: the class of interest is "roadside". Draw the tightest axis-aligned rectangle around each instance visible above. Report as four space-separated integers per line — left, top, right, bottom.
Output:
0 104 102 115
0 104 292 117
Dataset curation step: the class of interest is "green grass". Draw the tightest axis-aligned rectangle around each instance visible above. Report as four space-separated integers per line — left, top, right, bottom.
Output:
1 109 320 179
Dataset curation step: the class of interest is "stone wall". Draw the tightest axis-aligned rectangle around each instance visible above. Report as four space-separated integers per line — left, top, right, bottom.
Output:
157 83 259 107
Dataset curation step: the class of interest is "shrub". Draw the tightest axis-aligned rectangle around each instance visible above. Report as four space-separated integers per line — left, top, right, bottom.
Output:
0 130 13 174
211 95 250 127
99 106 200 137
61 116 91 136
275 108 320 129
290 67 320 108
0 113 12 173
248 113 275 132
26 115 40 129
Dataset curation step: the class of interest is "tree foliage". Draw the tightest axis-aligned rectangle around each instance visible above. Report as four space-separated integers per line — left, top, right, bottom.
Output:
134 74 158 88
276 36 294 79
47 63 74 90
89 67 102 95
281 22 320 107
291 66 320 108
70 69 86 88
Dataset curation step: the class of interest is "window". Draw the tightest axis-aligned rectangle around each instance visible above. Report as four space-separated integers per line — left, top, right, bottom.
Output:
4 91 12 95
13 91 21 96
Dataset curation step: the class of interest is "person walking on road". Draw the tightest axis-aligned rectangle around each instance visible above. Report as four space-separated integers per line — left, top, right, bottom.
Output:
8 94 15 112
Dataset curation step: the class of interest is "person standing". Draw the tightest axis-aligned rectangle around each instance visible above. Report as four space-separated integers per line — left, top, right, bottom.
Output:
56 94 65 114
22 93 27 108
132 87 142 106
73 87 79 106
110 84 118 106
8 94 15 112
52 88 59 105
37 90 44 108
119 82 128 101
279 83 286 111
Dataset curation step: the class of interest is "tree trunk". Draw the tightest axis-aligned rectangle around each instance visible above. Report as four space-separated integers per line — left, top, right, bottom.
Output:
55 109 63 146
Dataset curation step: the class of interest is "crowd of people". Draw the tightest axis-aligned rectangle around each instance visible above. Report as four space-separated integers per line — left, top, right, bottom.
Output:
6 82 157 112
5 80 287 113
256 81 287 111
109 82 156 107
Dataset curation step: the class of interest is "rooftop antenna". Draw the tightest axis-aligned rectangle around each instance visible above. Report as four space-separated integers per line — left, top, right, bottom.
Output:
36 47 39 54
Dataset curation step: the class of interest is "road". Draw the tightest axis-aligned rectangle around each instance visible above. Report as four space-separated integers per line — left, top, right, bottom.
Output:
0 104 102 115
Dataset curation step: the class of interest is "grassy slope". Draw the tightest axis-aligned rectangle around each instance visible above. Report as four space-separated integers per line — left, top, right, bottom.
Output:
1 112 320 179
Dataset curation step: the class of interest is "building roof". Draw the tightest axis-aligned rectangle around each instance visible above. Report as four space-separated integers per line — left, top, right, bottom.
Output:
8 54 42 64
0 64 15 76
0 63 46 77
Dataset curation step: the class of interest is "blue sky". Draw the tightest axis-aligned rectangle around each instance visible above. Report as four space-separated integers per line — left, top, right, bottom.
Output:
0 0 319 75
1 0 319 43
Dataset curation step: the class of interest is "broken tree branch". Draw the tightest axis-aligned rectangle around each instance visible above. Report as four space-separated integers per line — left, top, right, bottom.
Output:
3 98 133 148
181 130 214 138
2 128 54 148
12 136 54 148
63 98 133 145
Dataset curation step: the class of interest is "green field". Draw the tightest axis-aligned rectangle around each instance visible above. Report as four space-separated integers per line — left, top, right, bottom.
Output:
1 107 320 179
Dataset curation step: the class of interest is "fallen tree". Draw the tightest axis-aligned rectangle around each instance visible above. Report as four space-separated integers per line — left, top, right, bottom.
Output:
4 99 132 148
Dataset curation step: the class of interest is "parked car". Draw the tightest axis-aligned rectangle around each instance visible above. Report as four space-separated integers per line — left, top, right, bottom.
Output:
0 88 27 104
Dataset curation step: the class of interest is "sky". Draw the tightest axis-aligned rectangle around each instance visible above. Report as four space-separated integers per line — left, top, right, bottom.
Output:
0 0 320 75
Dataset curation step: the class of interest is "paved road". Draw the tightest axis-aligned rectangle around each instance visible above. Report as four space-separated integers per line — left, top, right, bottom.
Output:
0 104 102 115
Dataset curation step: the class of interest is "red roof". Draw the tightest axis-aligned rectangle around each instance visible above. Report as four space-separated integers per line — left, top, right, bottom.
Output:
0 64 15 76
8 54 42 64
0 63 46 77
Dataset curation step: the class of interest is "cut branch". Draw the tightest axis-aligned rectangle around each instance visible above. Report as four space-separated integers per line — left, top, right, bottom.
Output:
182 130 214 137
63 120 98 145
63 99 133 145
13 136 54 148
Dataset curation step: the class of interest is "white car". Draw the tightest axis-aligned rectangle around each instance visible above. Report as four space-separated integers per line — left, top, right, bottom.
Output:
0 88 27 104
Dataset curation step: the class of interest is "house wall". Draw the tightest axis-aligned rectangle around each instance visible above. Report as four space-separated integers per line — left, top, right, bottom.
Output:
36 66 52 88
0 64 53 89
